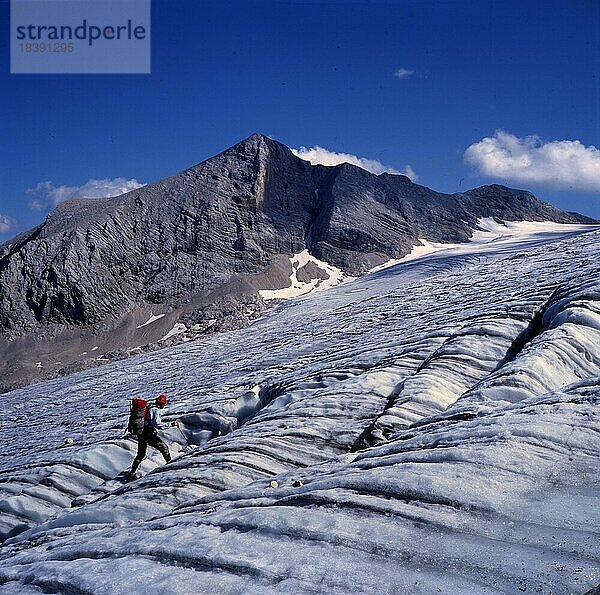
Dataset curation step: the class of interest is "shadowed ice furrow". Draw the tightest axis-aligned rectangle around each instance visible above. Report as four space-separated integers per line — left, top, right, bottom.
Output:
448 278 600 411
363 285 560 445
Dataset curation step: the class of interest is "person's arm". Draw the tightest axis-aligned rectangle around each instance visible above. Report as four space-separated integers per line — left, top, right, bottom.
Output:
149 407 179 430
148 407 168 430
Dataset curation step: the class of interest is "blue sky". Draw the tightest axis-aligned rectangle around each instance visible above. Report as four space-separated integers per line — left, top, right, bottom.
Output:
1 0 599 241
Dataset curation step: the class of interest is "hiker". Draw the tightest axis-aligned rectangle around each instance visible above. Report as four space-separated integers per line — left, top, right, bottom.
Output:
129 394 179 479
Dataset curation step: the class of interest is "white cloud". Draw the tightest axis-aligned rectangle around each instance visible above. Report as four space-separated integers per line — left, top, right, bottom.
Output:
465 130 600 192
0 215 16 234
27 177 145 211
292 145 418 181
394 68 414 79
402 165 418 182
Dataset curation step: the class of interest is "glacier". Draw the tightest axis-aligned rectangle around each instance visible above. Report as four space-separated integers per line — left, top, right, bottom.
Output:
0 221 599 594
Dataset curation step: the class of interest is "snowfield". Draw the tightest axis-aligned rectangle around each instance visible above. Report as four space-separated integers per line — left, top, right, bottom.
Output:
1 222 599 594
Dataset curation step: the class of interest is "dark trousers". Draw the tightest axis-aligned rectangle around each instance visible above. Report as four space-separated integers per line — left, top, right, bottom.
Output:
131 431 171 473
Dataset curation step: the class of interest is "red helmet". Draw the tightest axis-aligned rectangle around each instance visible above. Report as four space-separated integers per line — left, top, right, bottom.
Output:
156 394 168 406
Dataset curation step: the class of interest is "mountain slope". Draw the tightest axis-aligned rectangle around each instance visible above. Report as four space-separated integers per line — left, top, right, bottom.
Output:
0 134 595 393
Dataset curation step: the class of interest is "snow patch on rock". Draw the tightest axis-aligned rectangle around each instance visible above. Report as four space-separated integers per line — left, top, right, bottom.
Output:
136 312 166 329
259 249 354 300
161 322 187 342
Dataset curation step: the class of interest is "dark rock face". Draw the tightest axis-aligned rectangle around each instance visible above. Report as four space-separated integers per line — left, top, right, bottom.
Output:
0 133 594 390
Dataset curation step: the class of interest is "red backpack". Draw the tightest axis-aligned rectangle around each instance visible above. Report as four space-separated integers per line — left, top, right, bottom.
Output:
127 399 148 435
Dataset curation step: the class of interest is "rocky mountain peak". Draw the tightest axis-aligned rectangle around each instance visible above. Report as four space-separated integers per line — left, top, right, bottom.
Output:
0 134 595 392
